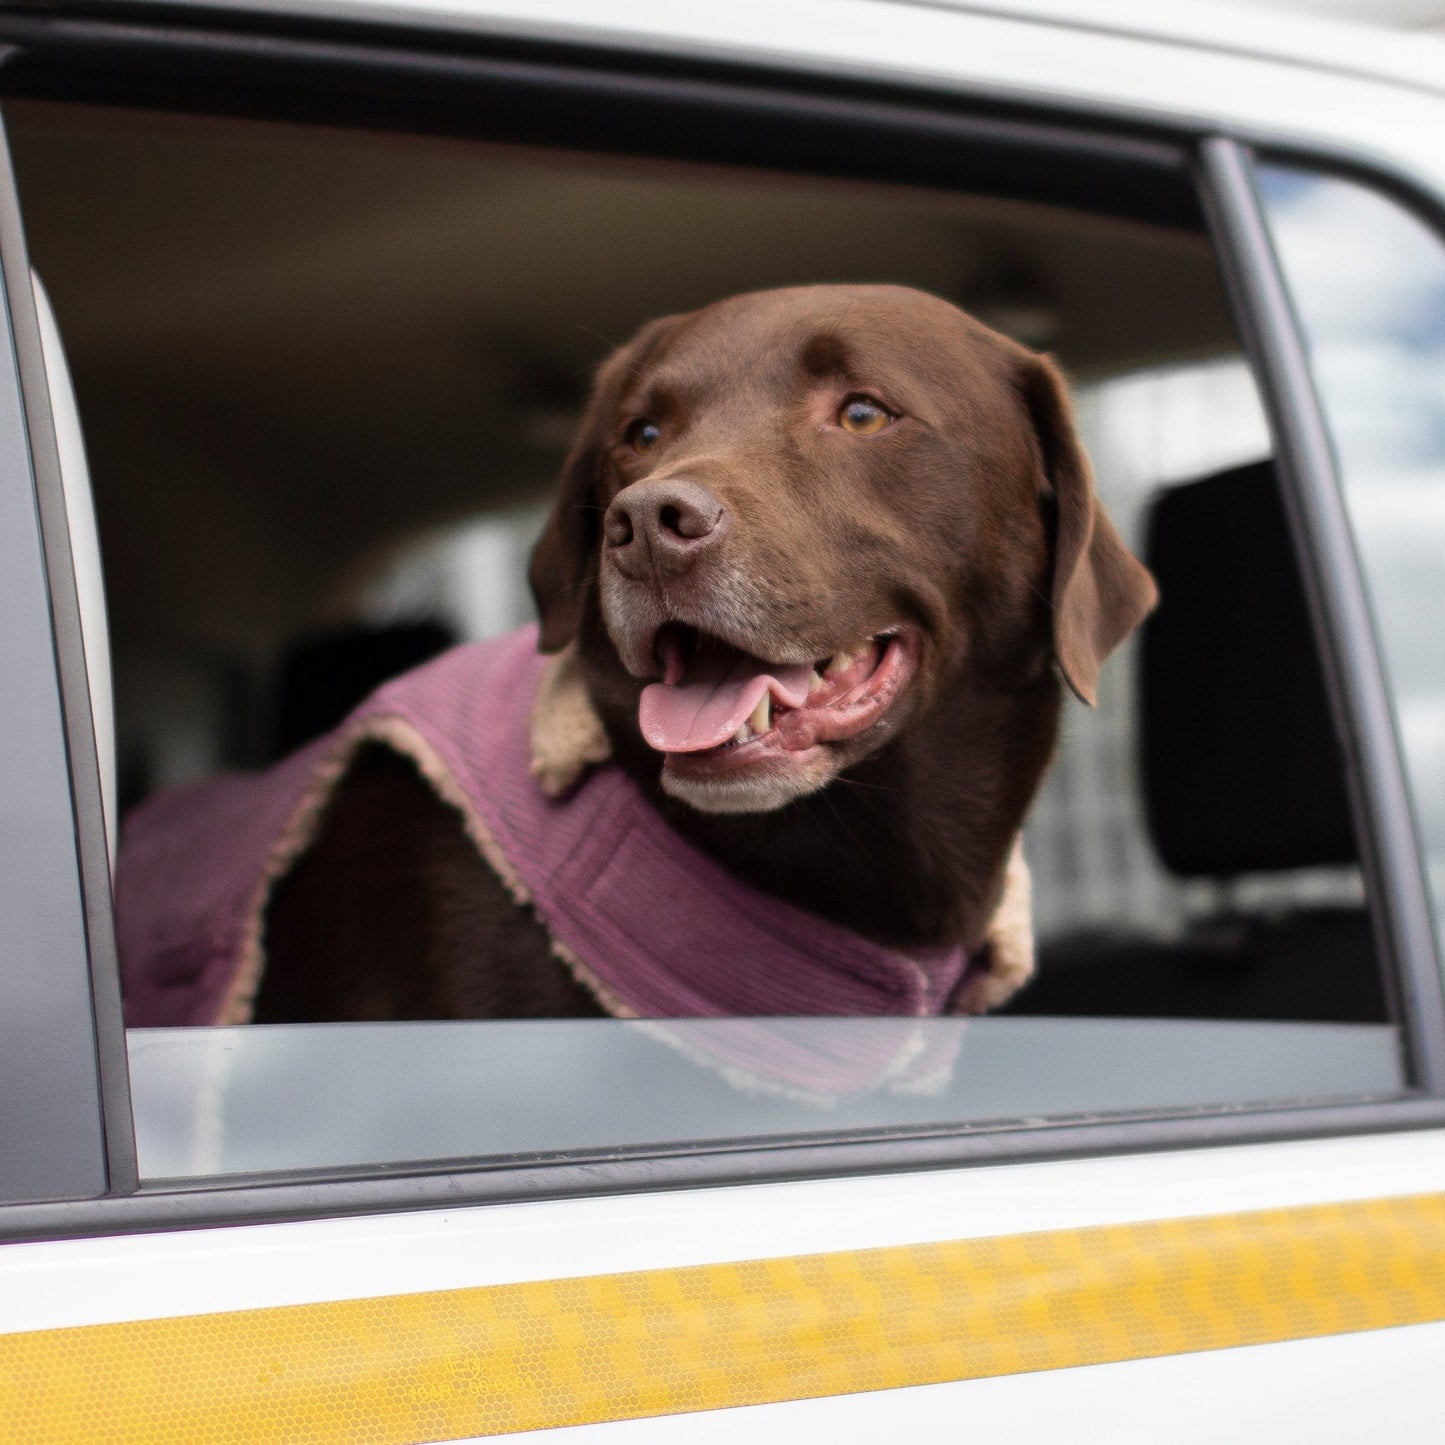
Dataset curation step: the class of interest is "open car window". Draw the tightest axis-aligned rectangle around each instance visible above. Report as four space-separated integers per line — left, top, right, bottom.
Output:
0 92 1408 1187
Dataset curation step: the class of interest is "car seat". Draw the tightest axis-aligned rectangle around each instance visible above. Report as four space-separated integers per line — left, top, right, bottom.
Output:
269 618 458 758
1008 459 1388 1023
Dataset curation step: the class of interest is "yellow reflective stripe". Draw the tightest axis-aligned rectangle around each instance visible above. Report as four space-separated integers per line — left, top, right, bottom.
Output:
5 1190 1445 1444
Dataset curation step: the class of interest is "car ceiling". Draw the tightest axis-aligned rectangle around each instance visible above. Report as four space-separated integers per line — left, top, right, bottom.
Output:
5 98 1238 661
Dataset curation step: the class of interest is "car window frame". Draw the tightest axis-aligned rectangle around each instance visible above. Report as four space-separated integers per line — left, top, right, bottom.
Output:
2 11 1444 1242
0 44 125 1210
1201 139 1445 1089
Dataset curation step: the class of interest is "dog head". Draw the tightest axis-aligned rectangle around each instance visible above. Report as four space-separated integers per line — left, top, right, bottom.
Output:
530 284 1155 815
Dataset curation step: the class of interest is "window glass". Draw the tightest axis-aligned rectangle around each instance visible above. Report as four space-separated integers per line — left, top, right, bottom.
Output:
4 99 1404 1181
130 1018 1398 1178
1257 165 1445 955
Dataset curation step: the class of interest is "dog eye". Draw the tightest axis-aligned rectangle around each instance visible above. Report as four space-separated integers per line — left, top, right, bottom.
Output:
837 397 894 435
625 418 662 452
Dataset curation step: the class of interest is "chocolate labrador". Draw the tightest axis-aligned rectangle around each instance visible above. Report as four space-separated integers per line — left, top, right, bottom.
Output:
251 284 1155 1023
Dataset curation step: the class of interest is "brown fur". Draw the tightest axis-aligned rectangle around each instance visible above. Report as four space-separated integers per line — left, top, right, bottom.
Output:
256 743 606 1021
529 643 613 798
260 285 1155 1019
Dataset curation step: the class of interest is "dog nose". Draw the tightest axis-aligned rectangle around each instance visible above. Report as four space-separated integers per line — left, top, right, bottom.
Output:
604 479 728 579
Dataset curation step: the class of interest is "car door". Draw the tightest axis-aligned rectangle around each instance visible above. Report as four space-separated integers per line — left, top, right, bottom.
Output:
3 5 1445 1441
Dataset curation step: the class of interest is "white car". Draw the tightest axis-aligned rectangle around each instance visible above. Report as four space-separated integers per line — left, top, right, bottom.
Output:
4 1 1445 1439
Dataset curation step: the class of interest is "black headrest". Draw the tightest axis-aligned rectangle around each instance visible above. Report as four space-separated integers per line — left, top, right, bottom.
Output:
271 619 457 758
1140 460 1356 877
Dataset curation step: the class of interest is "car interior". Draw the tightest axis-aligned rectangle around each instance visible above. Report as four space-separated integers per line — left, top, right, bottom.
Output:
1 91 1387 1035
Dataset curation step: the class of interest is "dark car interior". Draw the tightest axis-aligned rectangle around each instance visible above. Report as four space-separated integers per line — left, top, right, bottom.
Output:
1015 459 1384 1023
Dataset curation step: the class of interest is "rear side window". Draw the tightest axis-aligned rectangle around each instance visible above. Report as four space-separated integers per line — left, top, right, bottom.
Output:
0 91 1405 1187
1257 164 1445 962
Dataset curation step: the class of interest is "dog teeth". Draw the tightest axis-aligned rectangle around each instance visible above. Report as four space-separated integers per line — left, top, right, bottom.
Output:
808 668 825 695
748 693 771 736
824 642 869 679
732 724 750 745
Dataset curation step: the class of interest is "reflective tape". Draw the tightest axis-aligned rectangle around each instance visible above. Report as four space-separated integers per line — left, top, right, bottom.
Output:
5 1190 1445 1443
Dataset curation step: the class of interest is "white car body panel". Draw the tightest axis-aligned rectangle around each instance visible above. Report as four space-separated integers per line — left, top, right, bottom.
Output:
6 1129 1445 1439
514 1322 1445 1443
5 1127 1445 1333
6 2 1445 1438
115 0 1445 189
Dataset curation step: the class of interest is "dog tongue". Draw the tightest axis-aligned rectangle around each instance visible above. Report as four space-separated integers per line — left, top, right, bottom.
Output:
640 647 815 753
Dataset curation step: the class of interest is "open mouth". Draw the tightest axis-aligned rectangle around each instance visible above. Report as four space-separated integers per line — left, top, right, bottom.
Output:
638 622 919 763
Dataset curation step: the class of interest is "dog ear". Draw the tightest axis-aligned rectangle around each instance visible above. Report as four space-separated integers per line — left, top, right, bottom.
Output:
530 314 684 653
1021 353 1158 706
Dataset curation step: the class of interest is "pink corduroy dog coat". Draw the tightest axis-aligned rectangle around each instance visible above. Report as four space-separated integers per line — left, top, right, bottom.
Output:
116 627 970 1084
